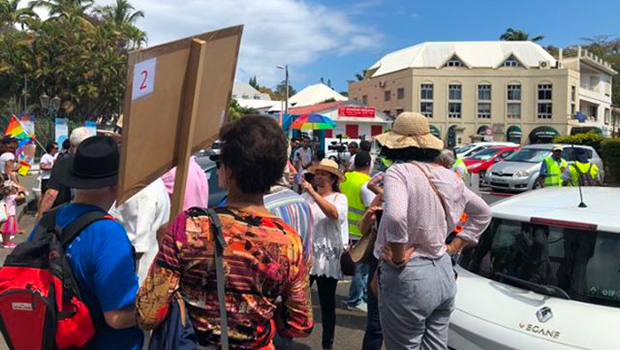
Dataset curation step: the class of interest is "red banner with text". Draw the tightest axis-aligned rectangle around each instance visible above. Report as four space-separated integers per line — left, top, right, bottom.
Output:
338 106 375 118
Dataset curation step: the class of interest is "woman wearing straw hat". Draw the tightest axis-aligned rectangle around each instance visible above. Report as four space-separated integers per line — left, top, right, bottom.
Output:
301 159 348 350
372 112 492 350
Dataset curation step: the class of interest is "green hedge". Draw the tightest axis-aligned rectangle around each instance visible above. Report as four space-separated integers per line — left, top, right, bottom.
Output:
601 139 620 183
554 132 605 154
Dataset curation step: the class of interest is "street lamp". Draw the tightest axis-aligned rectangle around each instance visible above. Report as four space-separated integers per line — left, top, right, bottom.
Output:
40 94 61 117
277 65 289 117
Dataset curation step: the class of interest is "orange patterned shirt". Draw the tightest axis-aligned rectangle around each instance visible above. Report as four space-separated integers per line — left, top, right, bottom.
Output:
136 207 313 349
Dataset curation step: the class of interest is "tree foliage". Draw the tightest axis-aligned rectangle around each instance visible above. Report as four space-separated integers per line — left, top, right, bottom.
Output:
228 99 258 122
0 0 146 128
248 75 259 90
500 28 544 42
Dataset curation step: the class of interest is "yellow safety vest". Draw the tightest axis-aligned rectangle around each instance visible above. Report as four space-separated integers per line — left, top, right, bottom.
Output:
567 161 599 186
340 171 371 238
452 158 468 179
543 156 568 187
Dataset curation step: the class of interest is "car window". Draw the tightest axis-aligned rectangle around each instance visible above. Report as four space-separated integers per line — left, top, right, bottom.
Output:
457 144 478 154
459 218 620 308
562 147 593 161
497 150 516 160
505 148 549 163
470 148 501 160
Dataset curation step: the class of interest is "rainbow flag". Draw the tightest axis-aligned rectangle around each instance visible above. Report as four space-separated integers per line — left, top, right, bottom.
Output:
4 116 30 140
17 160 31 176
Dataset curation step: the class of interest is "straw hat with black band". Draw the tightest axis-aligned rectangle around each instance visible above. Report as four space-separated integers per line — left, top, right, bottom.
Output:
308 159 344 182
374 112 444 151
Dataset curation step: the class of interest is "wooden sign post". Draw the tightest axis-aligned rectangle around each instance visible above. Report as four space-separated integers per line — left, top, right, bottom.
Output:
118 26 243 217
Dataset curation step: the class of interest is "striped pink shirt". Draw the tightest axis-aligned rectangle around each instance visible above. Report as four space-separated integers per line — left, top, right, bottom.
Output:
374 162 492 259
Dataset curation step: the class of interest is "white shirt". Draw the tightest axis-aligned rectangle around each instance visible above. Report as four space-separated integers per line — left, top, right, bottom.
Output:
303 192 348 279
109 178 171 283
0 152 14 175
294 147 313 173
40 153 55 180
361 180 376 207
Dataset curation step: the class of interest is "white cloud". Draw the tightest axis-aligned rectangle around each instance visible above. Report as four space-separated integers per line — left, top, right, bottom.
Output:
95 0 383 87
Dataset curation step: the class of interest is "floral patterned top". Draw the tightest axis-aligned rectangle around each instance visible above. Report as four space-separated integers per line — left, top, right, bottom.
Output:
136 207 313 349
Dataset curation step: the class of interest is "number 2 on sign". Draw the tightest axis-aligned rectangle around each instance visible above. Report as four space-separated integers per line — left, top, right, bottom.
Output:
140 70 148 90
132 57 156 101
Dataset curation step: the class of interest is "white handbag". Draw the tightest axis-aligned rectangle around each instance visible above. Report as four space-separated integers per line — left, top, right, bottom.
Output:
0 203 8 223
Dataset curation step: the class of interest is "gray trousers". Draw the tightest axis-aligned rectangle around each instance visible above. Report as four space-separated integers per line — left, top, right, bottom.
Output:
378 254 456 350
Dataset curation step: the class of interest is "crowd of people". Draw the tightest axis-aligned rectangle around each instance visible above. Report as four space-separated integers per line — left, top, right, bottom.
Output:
2 112 497 350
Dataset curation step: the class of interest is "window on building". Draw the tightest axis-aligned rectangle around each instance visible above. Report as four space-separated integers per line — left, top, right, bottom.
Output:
571 103 576 116
478 84 491 101
446 56 464 67
589 105 598 120
605 109 611 125
507 84 521 118
395 108 404 116
421 84 433 100
421 102 433 118
478 103 491 119
397 88 405 100
383 110 391 117
571 86 576 102
502 56 521 67
362 95 368 105
345 124 359 138
448 84 462 118
537 84 553 119
507 103 521 119
384 90 391 101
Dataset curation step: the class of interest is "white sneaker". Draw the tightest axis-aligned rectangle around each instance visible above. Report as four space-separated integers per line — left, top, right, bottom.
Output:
345 302 368 313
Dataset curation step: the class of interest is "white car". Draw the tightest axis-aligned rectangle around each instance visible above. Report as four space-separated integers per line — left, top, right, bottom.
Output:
450 187 620 350
456 142 520 158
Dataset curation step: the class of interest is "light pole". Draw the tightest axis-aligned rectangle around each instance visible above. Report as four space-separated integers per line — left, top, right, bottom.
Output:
40 94 61 141
277 65 289 117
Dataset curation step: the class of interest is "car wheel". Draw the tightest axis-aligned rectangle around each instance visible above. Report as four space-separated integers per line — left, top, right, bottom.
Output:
533 178 543 190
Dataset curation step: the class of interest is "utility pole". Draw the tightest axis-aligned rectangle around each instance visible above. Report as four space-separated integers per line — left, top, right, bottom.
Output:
285 65 289 117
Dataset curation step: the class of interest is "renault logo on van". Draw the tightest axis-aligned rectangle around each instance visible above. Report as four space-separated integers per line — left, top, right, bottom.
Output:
536 306 553 323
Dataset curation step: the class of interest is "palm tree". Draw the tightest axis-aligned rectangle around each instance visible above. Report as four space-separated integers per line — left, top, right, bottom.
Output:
30 0 93 19
94 0 143 26
500 28 544 43
0 0 39 31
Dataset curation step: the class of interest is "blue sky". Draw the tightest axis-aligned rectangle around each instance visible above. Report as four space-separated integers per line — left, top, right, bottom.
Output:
38 0 618 95
304 0 620 93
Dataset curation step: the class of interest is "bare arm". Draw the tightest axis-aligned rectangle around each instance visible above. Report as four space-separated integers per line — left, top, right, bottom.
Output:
36 189 59 219
4 159 14 176
301 180 338 219
104 305 137 329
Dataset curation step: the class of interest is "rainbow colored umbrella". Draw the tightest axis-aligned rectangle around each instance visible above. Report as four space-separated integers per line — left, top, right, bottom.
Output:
290 114 337 130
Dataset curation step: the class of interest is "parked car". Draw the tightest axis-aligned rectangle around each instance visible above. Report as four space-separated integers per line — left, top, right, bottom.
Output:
463 146 520 178
195 155 227 207
195 140 221 158
486 144 604 192
456 142 520 158
450 187 620 350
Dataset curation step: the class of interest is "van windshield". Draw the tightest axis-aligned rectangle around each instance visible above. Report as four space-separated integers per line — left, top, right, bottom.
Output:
459 219 620 308
505 148 549 163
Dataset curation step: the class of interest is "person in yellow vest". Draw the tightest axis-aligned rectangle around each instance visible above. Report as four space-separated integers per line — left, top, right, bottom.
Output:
540 145 568 188
564 148 602 186
340 151 375 312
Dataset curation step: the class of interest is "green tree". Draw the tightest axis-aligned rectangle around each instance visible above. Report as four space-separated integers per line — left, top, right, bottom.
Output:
0 0 39 31
355 70 367 81
93 0 143 25
30 0 94 18
275 80 295 99
228 99 258 122
248 75 259 90
500 28 544 42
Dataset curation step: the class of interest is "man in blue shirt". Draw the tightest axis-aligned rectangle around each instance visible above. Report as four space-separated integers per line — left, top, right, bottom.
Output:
31 136 143 350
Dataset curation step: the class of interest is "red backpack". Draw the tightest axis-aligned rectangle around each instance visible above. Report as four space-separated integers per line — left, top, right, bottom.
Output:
0 208 112 350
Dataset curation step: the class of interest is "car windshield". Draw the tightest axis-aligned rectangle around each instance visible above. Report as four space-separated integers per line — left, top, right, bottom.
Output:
459 219 620 308
470 148 501 160
505 148 549 163
562 147 593 161
457 144 478 154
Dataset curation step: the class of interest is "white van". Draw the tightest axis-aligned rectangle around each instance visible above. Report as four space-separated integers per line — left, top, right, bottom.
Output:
450 187 620 350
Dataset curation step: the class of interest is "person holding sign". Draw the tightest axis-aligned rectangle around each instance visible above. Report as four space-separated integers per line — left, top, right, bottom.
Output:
136 116 313 349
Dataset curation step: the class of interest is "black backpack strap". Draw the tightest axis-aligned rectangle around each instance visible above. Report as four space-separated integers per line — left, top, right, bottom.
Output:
60 210 109 248
188 207 229 350
31 206 66 241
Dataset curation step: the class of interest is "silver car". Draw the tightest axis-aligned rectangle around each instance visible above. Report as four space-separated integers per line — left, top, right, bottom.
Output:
486 144 604 192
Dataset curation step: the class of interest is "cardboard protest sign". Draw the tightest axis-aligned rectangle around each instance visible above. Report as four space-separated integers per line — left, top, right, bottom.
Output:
118 25 243 209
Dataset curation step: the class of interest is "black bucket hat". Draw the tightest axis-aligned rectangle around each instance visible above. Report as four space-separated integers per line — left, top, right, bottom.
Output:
55 135 119 189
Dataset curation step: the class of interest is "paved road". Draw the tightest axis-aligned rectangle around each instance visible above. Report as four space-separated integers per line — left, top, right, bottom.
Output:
0 179 508 350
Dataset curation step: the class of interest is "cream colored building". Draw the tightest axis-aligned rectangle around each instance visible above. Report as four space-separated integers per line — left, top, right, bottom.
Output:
349 41 616 147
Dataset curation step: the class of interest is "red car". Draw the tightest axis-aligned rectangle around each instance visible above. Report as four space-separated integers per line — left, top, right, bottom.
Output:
463 146 520 176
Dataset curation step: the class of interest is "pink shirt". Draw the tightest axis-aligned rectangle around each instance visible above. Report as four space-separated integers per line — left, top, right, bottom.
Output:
375 162 491 259
161 156 209 211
